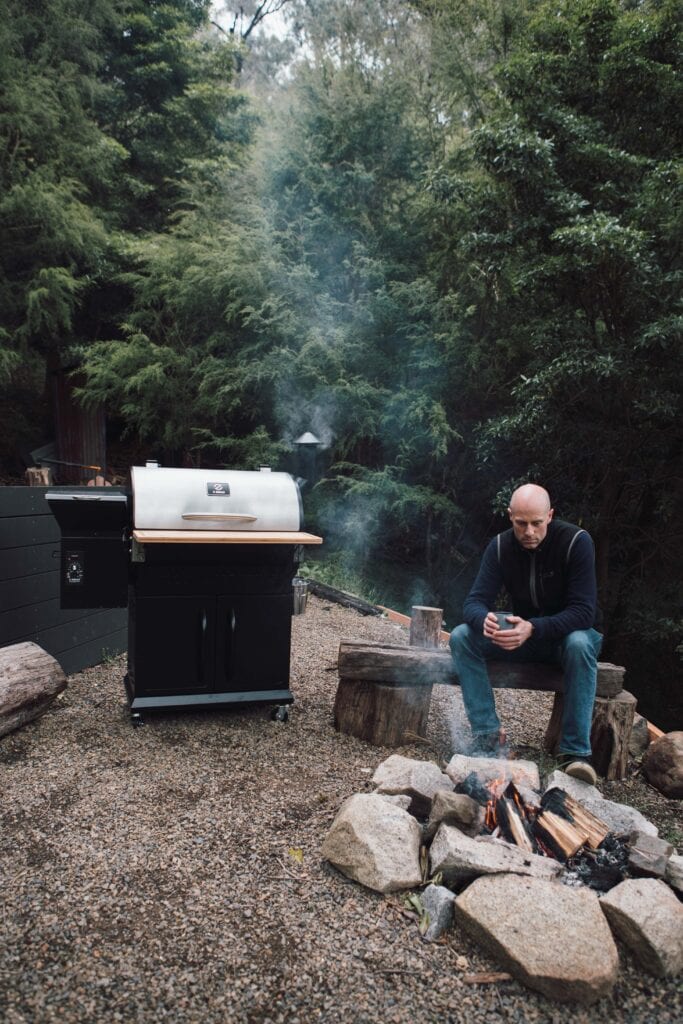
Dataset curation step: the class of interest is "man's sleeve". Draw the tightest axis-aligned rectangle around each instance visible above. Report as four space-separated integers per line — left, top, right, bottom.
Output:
462 538 503 634
529 531 598 640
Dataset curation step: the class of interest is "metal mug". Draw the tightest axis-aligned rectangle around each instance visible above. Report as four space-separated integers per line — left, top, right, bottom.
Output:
494 611 514 630
292 577 309 615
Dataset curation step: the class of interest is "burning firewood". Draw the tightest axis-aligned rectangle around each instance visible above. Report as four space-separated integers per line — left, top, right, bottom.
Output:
541 788 610 850
494 782 537 854
533 810 587 860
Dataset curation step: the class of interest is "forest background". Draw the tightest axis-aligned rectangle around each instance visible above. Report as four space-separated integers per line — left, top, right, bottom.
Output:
0 0 681 729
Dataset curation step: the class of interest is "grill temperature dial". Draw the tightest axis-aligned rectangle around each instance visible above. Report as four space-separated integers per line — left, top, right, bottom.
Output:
66 551 84 585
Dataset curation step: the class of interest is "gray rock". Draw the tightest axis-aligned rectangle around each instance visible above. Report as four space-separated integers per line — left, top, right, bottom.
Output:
544 769 603 803
429 824 561 886
642 732 683 799
372 754 453 816
627 830 673 879
424 790 485 841
544 770 658 837
420 883 455 942
378 793 413 811
600 878 683 977
322 793 422 893
445 754 540 795
455 874 619 1004
666 853 683 895
629 713 651 757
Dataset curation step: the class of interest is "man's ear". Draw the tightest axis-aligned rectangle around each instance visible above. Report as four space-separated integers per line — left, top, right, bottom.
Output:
547 507 555 522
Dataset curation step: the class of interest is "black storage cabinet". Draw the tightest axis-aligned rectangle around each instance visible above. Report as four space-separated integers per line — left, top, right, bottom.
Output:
126 542 298 711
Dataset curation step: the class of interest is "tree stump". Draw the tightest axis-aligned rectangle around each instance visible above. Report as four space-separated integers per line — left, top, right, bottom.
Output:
0 642 67 738
544 688 637 781
409 606 443 649
333 679 433 747
333 606 440 747
590 690 637 780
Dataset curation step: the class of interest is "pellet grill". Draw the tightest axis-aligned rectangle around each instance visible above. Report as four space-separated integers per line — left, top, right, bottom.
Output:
47 464 322 724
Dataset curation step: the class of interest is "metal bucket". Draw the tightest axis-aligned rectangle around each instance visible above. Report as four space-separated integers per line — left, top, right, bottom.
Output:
292 577 309 615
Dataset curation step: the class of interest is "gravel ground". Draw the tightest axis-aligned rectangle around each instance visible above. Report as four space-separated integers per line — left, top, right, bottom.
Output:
1 594 681 1024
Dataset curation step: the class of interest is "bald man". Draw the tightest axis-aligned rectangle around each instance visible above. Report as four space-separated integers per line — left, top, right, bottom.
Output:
449 484 602 784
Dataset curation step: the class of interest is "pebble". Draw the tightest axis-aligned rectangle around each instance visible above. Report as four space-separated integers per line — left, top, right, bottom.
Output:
0 596 681 1023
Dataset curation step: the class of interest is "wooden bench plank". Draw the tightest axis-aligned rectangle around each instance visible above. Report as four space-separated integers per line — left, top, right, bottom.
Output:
337 640 624 698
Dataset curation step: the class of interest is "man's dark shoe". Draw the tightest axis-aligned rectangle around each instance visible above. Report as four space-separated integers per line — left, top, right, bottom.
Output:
557 755 598 786
469 728 508 758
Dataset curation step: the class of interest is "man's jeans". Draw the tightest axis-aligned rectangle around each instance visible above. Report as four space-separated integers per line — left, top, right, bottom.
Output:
449 624 603 758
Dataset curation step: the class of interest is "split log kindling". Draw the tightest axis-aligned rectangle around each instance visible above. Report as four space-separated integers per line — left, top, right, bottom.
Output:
533 810 587 861
533 788 611 860
495 783 536 854
541 788 610 850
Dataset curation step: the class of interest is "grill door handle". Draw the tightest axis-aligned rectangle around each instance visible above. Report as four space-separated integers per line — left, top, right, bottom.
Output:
224 606 236 684
197 608 208 685
181 513 257 522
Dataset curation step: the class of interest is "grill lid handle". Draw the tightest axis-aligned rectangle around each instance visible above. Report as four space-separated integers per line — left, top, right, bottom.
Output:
180 513 258 522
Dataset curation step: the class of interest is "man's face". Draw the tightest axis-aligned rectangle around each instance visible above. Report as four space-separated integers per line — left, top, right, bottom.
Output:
508 499 554 550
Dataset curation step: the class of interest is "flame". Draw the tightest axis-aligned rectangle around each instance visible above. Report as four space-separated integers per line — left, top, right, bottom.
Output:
485 774 507 830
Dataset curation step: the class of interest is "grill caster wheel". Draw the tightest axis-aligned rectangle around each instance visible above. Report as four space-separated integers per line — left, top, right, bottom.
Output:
131 712 145 728
271 705 289 723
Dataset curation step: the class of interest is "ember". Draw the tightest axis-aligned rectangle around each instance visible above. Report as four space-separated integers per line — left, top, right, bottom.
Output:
565 836 630 892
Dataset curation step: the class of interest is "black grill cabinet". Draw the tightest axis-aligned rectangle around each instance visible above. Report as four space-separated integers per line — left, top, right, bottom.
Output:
47 466 322 722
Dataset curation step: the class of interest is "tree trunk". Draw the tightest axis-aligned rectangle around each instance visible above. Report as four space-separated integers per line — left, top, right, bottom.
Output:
0 642 67 738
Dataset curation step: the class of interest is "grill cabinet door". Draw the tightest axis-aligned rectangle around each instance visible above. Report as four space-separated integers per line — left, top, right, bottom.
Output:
130 595 216 695
215 595 292 692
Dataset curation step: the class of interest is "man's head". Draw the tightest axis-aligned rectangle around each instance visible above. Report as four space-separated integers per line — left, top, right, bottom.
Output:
508 484 553 550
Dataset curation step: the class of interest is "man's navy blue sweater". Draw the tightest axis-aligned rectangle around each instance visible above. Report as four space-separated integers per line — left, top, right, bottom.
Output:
463 519 600 642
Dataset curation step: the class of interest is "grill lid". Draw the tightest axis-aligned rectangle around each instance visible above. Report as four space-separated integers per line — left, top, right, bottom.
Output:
131 466 303 532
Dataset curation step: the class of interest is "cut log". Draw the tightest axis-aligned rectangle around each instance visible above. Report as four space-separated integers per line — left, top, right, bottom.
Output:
337 641 624 697
545 689 636 781
0 642 67 738
333 679 432 747
409 607 443 649
590 690 637 781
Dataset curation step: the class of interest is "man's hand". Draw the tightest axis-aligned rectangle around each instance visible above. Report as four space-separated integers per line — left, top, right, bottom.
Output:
483 612 533 650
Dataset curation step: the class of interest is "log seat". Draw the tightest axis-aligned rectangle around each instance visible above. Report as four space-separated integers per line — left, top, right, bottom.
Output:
334 635 634 780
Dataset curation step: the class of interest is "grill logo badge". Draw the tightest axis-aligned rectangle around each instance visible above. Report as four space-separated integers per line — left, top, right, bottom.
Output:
207 482 230 496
